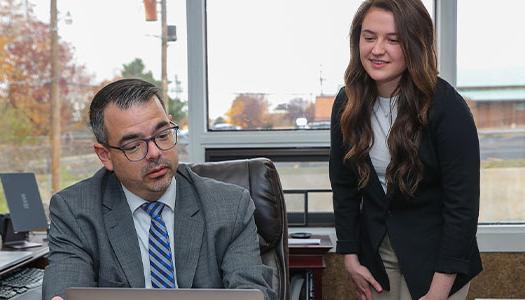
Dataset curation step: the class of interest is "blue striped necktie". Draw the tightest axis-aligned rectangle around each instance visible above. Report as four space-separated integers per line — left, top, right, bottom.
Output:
141 201 177 288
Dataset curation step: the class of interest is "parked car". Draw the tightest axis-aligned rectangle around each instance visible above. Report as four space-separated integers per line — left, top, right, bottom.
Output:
211 123 241 130
308 121 331 129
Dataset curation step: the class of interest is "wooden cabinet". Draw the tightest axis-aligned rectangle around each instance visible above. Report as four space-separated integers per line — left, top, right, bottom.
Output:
289 235 333 300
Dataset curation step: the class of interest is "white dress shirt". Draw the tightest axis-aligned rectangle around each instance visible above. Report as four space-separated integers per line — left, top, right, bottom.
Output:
122 178 178 288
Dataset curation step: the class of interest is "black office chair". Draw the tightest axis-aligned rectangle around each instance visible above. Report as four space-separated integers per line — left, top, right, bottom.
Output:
190 158 290 300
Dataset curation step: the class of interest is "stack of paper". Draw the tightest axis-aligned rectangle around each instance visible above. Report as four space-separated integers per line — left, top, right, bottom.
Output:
288 238 321 245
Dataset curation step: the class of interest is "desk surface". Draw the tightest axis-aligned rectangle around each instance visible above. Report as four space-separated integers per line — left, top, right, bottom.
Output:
288 234 333 255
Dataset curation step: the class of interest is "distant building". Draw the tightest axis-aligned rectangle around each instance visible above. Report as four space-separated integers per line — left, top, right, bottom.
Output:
306 95 334 129
459 86 525 129
310 86 525 130
313 95 335 122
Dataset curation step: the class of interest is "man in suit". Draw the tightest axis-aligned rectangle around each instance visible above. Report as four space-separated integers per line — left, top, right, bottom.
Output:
42 79 275 300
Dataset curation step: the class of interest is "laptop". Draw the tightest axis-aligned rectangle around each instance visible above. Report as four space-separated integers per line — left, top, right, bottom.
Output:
0 173 48 233
0 251 33 271
66 288 265 300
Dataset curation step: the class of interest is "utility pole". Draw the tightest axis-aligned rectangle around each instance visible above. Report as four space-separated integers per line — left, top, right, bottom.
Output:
50 0 61 193
144 0 173 109
319 66 326 96
161 0 169 111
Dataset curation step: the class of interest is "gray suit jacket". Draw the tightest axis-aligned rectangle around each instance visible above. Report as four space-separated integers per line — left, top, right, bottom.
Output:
42 164 275 300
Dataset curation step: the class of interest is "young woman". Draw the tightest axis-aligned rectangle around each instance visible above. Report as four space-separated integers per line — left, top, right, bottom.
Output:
329 0 482 299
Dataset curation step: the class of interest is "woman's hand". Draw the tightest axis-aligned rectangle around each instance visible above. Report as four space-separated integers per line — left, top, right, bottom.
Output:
344 254 383 300
418 272 456 300
418 292 448 300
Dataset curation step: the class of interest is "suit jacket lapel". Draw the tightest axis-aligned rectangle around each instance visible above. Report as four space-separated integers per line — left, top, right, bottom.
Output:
102 173 145 288
173 167 204 288
365 155 388 200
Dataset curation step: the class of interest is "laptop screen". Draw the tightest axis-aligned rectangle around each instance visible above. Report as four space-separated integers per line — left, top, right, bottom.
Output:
66 288 265 300
0 173 48 232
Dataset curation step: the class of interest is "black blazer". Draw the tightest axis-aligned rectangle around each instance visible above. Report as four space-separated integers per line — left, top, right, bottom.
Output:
329 78 482 299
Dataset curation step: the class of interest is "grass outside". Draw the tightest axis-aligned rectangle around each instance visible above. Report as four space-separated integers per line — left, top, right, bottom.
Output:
481 159 525 169
479 167 525 222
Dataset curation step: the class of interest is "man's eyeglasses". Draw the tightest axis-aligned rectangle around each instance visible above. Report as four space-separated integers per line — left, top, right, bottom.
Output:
105 123 179 162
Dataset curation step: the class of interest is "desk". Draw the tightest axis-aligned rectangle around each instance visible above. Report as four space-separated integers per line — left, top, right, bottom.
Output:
289 235 333 300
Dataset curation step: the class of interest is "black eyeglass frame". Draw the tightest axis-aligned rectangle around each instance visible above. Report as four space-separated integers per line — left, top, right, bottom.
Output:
104 122 180 162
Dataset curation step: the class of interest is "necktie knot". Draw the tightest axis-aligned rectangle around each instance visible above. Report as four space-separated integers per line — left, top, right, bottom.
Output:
141 201 165 219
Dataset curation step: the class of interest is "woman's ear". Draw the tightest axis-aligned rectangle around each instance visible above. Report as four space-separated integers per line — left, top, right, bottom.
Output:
94 143 114 171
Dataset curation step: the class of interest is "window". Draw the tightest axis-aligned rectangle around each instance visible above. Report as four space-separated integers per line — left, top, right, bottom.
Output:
188 0 434 224
4 0 522 231
205 0 434 131
457 0 525 223
0 0 189 214
190 0 525 229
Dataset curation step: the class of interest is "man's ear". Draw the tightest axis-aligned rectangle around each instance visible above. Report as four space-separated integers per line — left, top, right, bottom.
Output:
94 143 114 171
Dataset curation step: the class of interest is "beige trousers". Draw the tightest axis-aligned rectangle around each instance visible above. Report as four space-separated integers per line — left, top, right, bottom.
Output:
371 236 470 300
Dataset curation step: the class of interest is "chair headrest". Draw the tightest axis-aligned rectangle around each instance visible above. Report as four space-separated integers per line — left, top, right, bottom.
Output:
188 158 285 252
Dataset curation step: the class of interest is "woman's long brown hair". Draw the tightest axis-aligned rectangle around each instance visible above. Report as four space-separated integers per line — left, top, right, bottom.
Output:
341 0 438 197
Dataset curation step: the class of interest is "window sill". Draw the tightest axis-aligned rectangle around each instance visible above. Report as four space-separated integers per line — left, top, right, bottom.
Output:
289 225 525 253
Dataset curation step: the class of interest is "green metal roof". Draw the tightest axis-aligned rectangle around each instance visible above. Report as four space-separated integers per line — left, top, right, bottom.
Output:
459 87 525 102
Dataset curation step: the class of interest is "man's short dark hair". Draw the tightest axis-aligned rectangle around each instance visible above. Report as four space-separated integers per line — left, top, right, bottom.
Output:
89 78 165 144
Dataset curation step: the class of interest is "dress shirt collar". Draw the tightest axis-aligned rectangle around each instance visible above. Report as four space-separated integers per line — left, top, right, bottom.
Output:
122 177 177 213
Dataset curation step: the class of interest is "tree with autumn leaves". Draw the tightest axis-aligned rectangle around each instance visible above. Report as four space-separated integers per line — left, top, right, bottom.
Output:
0 0 94 143
224 94 317 129
226 93 272 129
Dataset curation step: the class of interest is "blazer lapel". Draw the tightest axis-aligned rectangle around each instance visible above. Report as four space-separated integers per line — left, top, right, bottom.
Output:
365 155 389 200
102 174 145 288
173 167 204 288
